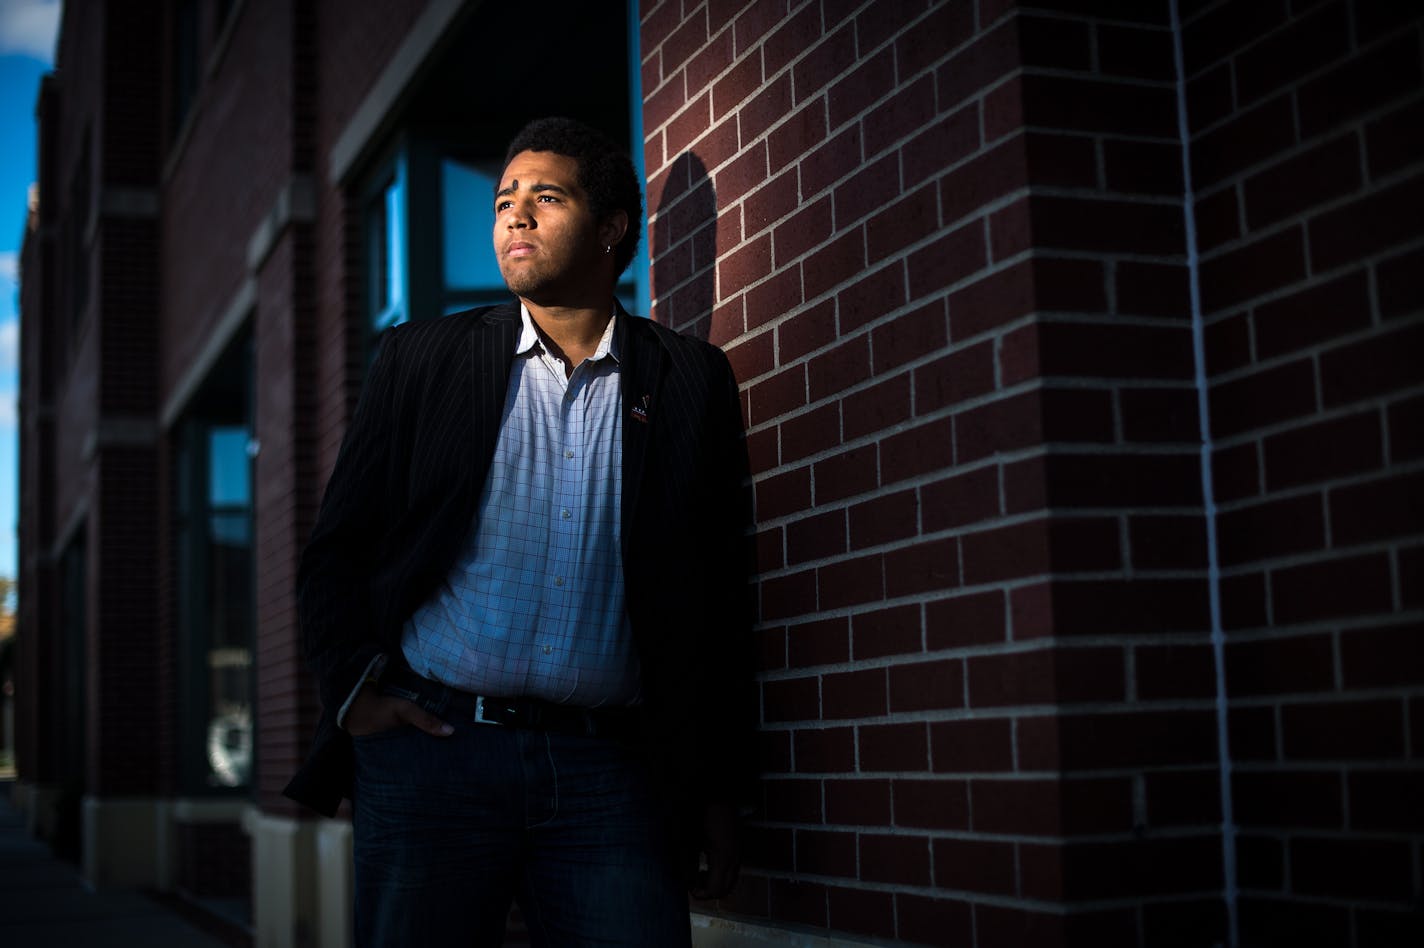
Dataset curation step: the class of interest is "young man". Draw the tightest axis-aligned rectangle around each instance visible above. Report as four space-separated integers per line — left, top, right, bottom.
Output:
284 117 756 946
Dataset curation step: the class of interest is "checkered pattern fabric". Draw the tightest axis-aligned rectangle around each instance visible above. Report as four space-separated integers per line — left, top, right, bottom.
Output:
400 307 640 707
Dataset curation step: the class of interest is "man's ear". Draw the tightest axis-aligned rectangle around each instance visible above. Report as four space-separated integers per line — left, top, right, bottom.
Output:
599 210 629 253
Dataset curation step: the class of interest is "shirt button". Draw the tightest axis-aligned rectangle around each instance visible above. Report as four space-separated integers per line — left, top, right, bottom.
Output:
561 508 571 519
564 449 574 459
554 576 565 587
542 645 553 655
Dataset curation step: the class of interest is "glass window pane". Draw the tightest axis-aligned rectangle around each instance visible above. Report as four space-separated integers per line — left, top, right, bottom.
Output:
370 164 407 332
385 176 405 311
208 426 250 507
442 157 504 292
175 419 257 791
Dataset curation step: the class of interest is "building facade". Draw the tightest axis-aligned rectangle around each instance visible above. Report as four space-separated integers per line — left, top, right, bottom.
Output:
14 1 1423 946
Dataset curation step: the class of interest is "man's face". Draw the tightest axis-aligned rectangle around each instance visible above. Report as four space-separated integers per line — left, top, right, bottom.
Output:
493 150 605 303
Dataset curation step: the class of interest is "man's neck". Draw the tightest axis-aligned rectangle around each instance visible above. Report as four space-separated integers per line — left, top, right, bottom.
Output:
523 300 612 375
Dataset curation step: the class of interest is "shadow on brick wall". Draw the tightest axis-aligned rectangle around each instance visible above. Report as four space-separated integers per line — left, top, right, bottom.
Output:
653 151 715 342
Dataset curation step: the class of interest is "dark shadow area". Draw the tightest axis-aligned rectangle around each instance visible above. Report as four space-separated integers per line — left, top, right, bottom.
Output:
652 152 716 341
402 3 629 147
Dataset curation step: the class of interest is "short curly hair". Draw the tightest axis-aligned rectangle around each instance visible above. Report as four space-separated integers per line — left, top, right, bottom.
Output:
503 117 643 275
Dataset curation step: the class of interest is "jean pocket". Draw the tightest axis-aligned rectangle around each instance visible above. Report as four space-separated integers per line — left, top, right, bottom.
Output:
350 724 416 746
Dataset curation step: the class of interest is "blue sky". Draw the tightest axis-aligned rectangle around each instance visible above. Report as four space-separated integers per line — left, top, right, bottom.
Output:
0 0 60 579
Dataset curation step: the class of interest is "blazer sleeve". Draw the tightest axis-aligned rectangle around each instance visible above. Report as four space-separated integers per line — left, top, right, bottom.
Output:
690 347 759 809
296 328 404 720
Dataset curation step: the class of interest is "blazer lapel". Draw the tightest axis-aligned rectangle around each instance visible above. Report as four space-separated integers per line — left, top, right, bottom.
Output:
618 308 664 556
470 302 520 486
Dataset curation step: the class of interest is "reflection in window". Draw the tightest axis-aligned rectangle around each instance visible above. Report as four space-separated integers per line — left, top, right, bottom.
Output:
442 157 503 295
368 160 407 332
204 426 253 788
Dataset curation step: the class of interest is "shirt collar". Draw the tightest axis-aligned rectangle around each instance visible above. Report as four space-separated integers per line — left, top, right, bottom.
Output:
516 303 621 364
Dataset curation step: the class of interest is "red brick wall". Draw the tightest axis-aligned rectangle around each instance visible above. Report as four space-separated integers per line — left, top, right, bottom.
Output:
88 2 165 799
255 223 319 814
295 0 445 790
176 820 252 898
290 0 436 816
1183 1 1424 944
313 0 428 168
307 0 432 491
647 1 1215 942
159 0 293 401
645 0 1421 945
248 0 319 818
102 3 162 188
91 448 162 796
17 0 1419 939
47 1 104 543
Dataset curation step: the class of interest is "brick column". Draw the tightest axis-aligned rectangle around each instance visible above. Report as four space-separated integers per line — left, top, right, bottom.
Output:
642 1 1223 943
1183 1 1424 943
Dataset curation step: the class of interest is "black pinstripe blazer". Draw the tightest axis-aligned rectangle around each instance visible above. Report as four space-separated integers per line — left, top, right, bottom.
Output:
283 300 756 819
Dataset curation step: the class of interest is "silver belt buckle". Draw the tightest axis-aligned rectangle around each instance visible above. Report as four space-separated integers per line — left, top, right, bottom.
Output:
472 695 498 726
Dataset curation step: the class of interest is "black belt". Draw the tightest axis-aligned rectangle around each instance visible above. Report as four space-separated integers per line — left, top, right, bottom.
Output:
379 666 640 740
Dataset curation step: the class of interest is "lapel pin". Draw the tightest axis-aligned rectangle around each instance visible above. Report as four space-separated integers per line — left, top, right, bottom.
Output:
631 394 650 423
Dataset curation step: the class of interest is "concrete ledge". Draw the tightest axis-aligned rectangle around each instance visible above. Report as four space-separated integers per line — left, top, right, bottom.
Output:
82 416 161 461
234 809 873 948
160 797 251 892
692 913 882 948
7 780 55 836
315 821 352 948
160 277 255 429
82 795 164 888
245 809 351 948
172 797 250 824
246 175 316 272
99 187 159 219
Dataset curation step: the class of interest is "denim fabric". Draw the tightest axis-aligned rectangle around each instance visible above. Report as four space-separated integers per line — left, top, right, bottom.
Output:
351 722 691 947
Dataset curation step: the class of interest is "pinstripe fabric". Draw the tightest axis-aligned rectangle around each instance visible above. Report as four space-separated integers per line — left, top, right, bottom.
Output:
287 300 756 819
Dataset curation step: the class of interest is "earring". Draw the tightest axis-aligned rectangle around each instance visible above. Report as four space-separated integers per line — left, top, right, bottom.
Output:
605 245 613 254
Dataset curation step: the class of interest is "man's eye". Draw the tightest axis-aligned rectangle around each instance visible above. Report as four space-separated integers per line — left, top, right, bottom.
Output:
538 194 558 203
495 201 511 212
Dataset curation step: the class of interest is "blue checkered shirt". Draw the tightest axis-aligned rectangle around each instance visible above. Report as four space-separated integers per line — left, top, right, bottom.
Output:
398 305 641 707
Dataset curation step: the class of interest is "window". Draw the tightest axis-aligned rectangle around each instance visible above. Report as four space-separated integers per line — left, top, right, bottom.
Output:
175 334 254 793
201 425 254 788
440 156 508 314
356 0 650 341
364 139 511 332
366 156 407 333
363 131 649 336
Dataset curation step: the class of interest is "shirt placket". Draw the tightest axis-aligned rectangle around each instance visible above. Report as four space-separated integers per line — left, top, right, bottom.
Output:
541 363 585 679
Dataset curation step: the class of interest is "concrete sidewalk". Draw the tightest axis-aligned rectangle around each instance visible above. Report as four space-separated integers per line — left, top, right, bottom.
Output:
0 781 246 947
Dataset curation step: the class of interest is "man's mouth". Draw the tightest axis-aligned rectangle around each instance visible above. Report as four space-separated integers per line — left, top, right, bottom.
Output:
507 241 535 258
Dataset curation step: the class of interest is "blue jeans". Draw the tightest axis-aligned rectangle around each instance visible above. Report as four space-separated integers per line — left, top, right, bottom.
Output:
351 722 691 947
